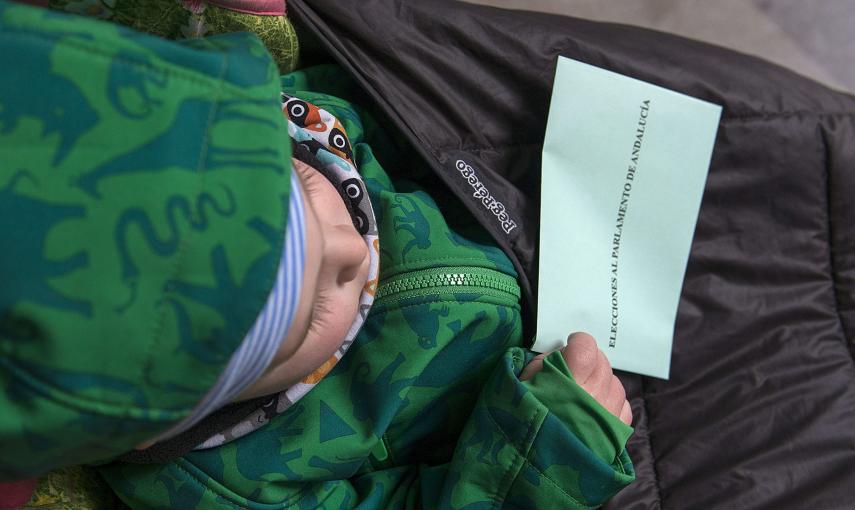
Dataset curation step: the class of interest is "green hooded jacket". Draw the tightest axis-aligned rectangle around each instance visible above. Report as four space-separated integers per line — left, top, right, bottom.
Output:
98 66 636 508
1 4 635 507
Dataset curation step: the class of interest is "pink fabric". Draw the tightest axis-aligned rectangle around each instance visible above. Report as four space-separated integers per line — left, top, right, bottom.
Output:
206 0 286 16
0 479 37 510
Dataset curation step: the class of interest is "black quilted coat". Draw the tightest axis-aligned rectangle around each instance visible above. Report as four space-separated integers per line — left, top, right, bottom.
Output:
289 0 855 508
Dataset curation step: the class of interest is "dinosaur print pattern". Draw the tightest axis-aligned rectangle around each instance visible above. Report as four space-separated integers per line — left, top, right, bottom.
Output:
391 194 433 262
0 3 293 478
400 303 450 349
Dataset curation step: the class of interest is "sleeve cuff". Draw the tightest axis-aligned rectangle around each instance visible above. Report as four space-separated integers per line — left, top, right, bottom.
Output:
458 348 635 508
521 350 634 466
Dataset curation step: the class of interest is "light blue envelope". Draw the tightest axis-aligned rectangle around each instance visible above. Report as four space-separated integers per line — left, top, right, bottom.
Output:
534 56 722 379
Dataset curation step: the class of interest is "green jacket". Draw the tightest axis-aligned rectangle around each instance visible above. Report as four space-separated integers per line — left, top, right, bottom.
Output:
98 67 635 509
0 3 634 506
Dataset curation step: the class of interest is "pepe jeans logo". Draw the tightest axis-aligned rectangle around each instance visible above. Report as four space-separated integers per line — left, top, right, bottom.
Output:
455 159 517 234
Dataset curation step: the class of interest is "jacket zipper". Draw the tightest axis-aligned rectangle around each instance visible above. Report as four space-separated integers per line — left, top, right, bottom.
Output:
375 266 520 306
288 0 534 331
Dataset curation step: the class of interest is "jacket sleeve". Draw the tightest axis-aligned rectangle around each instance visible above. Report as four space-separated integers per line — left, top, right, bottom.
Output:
352 347 636 509
101 347 635 509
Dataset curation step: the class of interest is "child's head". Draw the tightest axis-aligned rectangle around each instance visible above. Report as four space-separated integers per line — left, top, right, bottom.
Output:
132 157 371 451
130 97 380 451
235 159 370 400
0 4 379 476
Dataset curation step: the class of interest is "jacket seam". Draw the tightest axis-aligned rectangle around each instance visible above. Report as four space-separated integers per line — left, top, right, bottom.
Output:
818 125 852 353
139 46 229 430
173 459 313 510
722 111 855 122
432 141 543 153
371 299 521 318
517 458 596 510
639 378 665 510
428 115 855 156
381 434 397 466
428 114 855 154
613 451 632 477
483 401 541 508
172 461 254 510
173 461 250 510
485 354 605 510
0 357 187 419
381 255 518 266
485 404 596 509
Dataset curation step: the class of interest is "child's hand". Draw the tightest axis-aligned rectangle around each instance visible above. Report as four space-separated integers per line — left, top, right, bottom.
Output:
520 332 633 425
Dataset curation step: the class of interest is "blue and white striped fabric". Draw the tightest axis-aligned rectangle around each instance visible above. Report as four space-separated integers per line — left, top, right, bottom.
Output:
158 171 307 440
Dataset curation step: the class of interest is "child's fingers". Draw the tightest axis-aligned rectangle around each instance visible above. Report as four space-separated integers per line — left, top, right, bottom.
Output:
619 400 633 426
519 353 546 381
602 374 627 417
562 332 599 384
528 332 633 426
581 349 613 401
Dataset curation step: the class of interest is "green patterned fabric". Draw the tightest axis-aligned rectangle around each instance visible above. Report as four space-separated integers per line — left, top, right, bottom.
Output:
48 0 300 73
98 66 635 509
0 2 291 479
523 351 634 467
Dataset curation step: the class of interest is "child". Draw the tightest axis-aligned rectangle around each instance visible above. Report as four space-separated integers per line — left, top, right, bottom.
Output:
0 2 634 508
